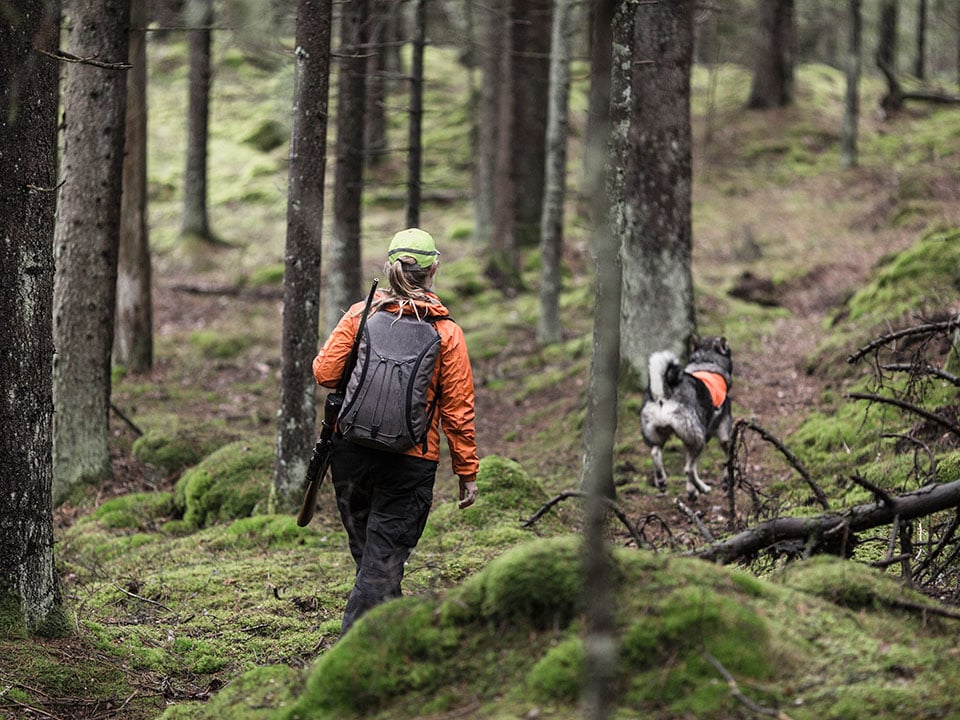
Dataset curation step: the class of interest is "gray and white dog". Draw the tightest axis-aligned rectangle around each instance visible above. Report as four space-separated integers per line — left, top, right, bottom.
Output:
640 336 734 500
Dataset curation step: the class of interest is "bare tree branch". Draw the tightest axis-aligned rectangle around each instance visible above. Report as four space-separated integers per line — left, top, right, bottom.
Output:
847 318 960 364
848 391 960 438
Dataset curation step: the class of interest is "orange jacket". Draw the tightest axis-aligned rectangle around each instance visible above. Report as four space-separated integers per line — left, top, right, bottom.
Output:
313 291 479 479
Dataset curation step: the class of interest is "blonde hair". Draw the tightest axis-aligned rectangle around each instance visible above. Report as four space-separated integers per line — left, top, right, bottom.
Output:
359 256 438 319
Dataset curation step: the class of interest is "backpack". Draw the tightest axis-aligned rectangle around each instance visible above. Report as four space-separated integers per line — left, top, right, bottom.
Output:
337 310 449 453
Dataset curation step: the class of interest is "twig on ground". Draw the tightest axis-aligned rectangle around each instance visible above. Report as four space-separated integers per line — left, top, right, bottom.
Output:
701 649 793 719
522 490 655 550
676 500 714 542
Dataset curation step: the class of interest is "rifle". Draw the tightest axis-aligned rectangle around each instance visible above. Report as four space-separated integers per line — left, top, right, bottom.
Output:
297 278 379 527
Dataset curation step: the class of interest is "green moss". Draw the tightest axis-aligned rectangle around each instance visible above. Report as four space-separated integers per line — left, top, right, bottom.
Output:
243 119 288 153
285 597 459 718
173 438 274 528
156 665 299 720
526 636 583 703
443 536 583 630
777 556 935 613
92 492 177 531
246 263 285 287
131 419 239 480
188 329 251 360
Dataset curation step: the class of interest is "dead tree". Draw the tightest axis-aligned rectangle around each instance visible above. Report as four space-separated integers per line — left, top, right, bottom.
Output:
877 53 960 117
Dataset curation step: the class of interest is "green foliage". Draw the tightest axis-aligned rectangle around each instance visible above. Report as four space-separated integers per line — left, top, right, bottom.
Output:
173 438 274 528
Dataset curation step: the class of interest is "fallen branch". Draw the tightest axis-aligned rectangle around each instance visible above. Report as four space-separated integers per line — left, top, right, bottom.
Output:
690 479 960 564
848 391 960 439
168 282 284 300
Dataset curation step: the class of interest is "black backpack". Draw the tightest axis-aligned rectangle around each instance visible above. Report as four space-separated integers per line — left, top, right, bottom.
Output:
337 310 450 453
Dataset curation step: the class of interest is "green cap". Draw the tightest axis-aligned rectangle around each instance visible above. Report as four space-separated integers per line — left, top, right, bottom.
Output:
387 228 439 269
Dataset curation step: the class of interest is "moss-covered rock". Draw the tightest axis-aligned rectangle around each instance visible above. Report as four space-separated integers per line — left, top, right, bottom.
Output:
173 438 274 528
131 419 240 481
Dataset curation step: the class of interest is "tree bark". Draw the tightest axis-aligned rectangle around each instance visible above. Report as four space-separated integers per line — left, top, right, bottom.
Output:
537 0 574 347
325 0 368 332
583 0 615 202
839 0 861 169
274 0 333 512
693 480 960 564
472 0 503 248
0 0 68 639
489 0 552 285
405 0 426 229
53 0 131 503
746 0 795 109
182 0 213 241
618 0 696 388
580 4 622 715
914 0 926 79
877 0 898 77
115 0 154 372
365 0 389 167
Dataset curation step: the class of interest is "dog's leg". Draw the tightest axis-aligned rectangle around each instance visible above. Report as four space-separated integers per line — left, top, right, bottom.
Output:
683 445 711 501
650 446 668 492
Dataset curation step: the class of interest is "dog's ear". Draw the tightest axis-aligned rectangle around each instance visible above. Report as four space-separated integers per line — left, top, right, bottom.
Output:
688 334 700 354
714 336 730 355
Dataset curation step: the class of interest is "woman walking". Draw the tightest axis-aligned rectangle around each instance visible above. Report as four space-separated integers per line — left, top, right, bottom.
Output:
313 228 480 635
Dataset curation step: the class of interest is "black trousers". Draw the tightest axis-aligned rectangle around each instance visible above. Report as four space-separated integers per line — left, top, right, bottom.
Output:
329 437 437 635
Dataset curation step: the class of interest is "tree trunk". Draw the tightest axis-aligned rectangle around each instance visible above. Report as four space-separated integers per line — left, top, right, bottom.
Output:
576 2 633 720
325 0 368 332
472 0 503 247
914 0 926 79
182 0 213 241
877 0 899 77
583 0 615 202
537 0 574 347
840 0 862 169
115 0 154 372
274 0 333 512
53 0 131 503
489 0 552 285
0 0 69 639
580 5 624 714
405 0 426 229
746 0 795 109
365 0 389 167
618 0 696 388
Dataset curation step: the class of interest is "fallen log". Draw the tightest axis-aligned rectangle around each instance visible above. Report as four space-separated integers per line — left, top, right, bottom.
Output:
690 479 960 564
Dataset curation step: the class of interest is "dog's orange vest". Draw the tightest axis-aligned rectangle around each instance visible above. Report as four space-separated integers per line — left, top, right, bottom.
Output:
689 371 728 408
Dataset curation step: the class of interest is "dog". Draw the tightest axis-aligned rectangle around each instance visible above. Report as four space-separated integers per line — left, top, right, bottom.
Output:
640 336 733 501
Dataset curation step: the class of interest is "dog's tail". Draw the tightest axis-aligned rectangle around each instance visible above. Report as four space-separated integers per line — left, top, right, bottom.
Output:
648 350 682 401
